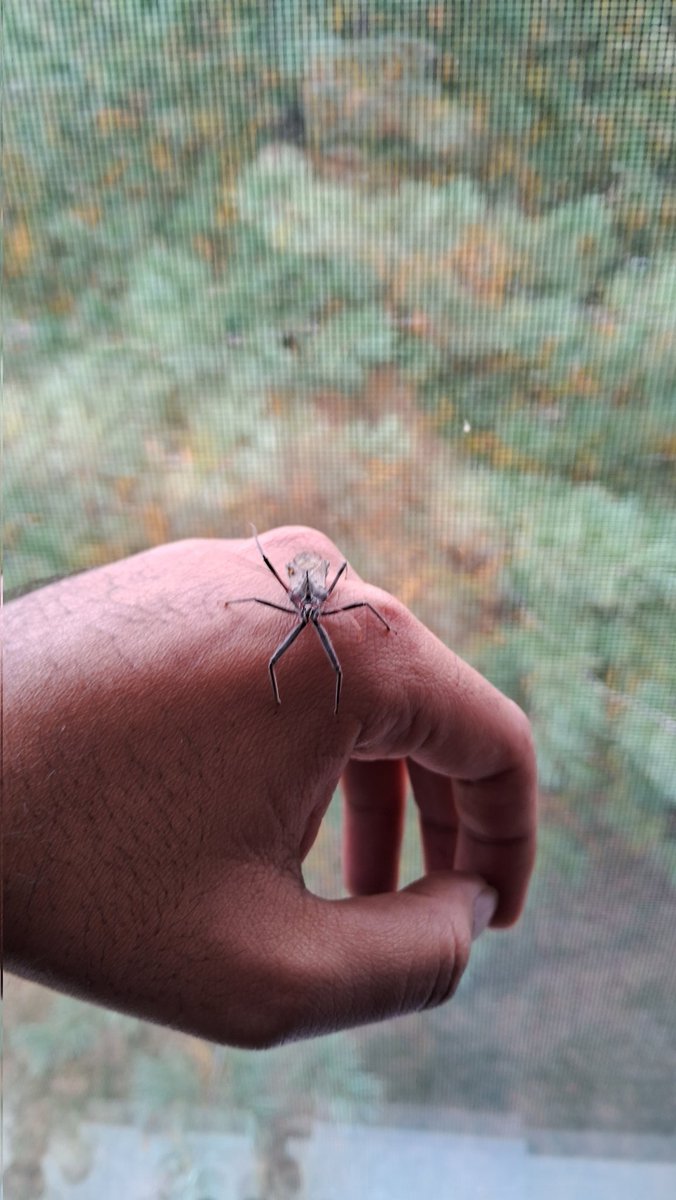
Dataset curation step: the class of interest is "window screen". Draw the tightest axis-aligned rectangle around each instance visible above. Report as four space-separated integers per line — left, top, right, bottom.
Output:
4 3 675 1197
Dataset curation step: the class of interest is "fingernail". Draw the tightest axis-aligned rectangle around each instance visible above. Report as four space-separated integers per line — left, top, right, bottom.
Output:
472 888 498 940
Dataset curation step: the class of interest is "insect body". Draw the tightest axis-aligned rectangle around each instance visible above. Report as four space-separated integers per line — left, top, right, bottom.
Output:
226 531 390 713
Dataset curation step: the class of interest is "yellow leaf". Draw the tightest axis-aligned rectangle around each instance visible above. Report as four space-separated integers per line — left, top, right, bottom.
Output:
96 107 137 135
113 476 136 504
526 66 548 98
5 220 33 278
659 193 676 229
100 159 126 188
193 234 214 262
566 367 601 397
71 204 101 228
143 503 169 546
447 224 518 304
440 52 456 85
427 4 448 33
150 140 173 173
185 1037 216 1086
654 434 676 461
48 292 75 316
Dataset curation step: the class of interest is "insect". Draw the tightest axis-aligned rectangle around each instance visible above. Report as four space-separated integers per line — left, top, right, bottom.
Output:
225 529 391 713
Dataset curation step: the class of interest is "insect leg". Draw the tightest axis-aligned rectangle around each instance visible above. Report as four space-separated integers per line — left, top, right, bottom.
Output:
250 525 291 596
311 616 343 714
225 597 296 614
322 601 391 631
268 618 307 705
325 560 348 598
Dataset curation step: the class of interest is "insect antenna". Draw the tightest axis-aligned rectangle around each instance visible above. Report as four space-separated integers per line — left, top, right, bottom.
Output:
250 523 291 596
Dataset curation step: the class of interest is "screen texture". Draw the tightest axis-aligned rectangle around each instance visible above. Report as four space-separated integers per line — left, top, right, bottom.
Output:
4 3 676 1198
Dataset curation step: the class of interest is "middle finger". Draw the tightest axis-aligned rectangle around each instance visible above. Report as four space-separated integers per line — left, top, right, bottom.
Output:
407 758 460 874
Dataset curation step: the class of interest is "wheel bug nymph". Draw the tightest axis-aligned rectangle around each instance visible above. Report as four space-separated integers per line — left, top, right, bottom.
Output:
225 529 391 713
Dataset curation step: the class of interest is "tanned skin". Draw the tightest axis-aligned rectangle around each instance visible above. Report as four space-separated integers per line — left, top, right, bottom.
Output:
4 526 537 1048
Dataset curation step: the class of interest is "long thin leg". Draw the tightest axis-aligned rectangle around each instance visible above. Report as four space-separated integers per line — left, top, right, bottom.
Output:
311 616 342 714
325 560 347 599
268 618 307 705
225 597 296 614
322 601 391 631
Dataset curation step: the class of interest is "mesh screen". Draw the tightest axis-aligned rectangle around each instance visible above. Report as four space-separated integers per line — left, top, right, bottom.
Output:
4 3 675 1196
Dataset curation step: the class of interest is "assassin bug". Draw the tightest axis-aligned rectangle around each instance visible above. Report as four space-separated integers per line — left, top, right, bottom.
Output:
225 529 391 713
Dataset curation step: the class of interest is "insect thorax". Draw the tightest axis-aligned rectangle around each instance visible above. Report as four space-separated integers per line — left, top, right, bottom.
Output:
286 552 330 593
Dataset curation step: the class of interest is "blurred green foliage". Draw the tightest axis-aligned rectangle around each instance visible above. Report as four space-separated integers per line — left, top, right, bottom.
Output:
475 476 676 879
4 0 675 1167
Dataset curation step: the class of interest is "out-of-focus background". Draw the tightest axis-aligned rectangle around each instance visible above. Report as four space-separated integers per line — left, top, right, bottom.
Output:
4 3 675 1197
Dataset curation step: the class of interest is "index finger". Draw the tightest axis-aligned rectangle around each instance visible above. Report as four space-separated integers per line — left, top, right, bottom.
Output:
347 599 538 927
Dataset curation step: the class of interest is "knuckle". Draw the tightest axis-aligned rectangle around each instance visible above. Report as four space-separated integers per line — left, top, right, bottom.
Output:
265 525 341 563
421 921 472 1011
347 593 416 700
363 587 404 627
507 700 537 771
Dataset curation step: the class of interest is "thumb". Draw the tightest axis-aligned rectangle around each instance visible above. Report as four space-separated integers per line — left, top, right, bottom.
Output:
288 873 498 1037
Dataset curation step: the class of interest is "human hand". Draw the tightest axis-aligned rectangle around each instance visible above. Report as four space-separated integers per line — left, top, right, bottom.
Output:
4 527 537 1047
